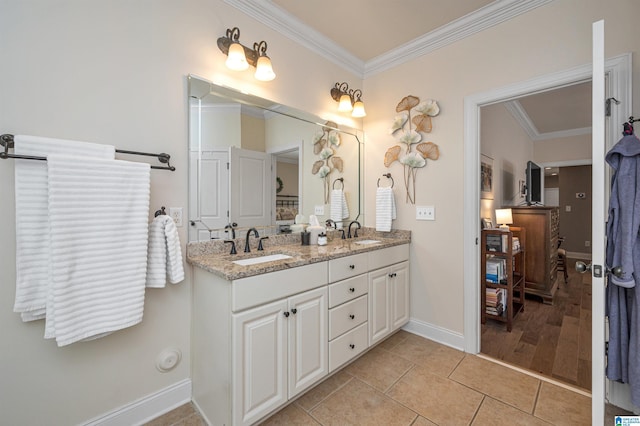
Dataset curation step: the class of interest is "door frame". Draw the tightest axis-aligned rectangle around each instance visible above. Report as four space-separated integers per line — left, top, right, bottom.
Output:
462 51 631 406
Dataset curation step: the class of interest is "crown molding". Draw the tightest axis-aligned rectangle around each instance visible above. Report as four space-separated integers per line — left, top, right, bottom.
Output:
364 0 553 77
224 0 553 79
504 100 592 141
223 0 364 77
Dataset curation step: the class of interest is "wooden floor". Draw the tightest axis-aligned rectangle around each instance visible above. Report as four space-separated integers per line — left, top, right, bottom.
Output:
481 257 592 391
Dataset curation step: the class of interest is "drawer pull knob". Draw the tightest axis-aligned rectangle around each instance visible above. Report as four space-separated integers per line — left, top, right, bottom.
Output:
349 344 355 349
349 314 355 320
291 308 297 315
349 265 355 270
349 287 355 292
283 311 290 318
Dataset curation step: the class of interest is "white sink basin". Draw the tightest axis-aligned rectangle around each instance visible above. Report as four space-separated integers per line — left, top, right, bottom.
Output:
233 253 293 266
354 240 381 245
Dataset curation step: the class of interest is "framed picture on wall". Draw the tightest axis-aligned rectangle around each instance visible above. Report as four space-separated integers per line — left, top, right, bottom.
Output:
480 154 494 200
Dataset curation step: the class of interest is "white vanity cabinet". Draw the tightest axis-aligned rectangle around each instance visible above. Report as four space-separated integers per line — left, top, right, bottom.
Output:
368 245 410 346
191 261 328 426
232 285 327 425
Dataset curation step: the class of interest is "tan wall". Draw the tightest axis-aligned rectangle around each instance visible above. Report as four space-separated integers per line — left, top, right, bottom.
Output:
277 161 299 197
241 113 266 152
362 0 640 335
559 165 592 254
0 1 360 424
534 133 592 163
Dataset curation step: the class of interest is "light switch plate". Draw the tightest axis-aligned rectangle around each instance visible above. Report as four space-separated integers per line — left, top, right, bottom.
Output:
314 205 325 215
416 205 435 221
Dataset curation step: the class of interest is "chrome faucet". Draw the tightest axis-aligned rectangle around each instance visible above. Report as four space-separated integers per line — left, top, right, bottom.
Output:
244 228 260 253
347 221 361 238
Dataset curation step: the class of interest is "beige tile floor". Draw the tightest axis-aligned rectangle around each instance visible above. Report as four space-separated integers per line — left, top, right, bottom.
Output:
148 330 631 426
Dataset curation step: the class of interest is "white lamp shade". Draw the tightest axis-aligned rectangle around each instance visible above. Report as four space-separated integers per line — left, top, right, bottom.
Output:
351 100 366 117
225 42 249 71
338 93 353 112
254 55 276 81
495 208 513 229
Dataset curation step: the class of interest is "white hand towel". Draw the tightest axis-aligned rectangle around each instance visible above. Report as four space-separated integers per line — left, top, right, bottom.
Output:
13 135 115 322
146 215 185 288
330 189 349 221
44 154 150 346
375 187 396 232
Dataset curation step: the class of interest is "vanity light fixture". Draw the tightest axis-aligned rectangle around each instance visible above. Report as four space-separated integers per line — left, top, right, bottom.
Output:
217 27 276 81
330 82 366 117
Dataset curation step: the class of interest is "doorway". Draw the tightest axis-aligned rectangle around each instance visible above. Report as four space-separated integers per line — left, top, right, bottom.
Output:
477 87 594 390
463 54 632 417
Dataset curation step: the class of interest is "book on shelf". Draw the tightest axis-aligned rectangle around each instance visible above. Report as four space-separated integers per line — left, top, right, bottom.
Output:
485 288 507 316
485 231 520 253
486 257 507 283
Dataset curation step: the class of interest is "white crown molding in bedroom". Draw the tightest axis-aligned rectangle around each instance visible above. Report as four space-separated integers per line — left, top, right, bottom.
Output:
224 0 553 79
504 100 592 141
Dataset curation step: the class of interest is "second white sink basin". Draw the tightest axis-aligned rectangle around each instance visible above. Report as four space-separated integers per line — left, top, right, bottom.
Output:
233 253 293 266
354 240 381 245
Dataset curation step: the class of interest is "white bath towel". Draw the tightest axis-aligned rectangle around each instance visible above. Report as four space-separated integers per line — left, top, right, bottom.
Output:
13 135 115 322
330 189 349 222
146 215 185 288
375 187 397 232
44 154 150 346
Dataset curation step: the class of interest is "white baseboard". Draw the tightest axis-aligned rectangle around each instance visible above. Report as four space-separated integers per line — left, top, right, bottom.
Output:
83 379 192 426
402 318 465 351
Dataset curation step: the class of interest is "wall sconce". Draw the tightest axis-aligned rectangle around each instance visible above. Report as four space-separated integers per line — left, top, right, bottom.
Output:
330 82 366 117
217 27 276 82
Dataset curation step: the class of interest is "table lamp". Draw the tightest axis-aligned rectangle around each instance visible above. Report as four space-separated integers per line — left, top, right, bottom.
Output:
495 208 513 231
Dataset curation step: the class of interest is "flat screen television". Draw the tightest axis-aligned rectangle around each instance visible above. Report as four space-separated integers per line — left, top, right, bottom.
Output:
526 160 542 205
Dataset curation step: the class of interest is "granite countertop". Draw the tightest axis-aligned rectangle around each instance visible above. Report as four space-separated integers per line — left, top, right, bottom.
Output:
187 227 411 280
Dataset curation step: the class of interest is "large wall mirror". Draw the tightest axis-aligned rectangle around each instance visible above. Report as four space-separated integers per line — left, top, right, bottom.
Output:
188 75 363 242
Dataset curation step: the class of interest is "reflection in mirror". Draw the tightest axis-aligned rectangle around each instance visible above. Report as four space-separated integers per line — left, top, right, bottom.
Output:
188 75 363 242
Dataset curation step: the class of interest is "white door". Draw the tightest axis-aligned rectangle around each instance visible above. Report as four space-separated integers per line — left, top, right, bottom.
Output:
287 287 328 398
232 299 288 426
591 19 605 424
368 268 391 346
230 146 272 228
391 262 410 329
188 150 229 241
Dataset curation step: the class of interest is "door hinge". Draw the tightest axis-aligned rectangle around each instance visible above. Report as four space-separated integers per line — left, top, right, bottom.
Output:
605 341 609 356
475 237 478 245
226 210 229 218
226 162 229 170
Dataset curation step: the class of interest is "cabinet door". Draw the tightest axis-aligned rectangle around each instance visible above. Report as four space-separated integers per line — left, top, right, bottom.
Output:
391 261 410 329
232 299 288 426
369 267 391 346
288 287 328 399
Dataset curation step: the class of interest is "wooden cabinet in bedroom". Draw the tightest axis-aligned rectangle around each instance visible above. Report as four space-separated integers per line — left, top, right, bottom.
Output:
510 206 559 304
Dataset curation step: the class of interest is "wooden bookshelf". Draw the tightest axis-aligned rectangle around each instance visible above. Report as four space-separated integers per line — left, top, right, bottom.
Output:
481 227 526 332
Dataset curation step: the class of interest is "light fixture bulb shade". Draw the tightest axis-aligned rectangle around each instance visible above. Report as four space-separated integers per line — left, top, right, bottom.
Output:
225 42 249 71
254 55 276 81
495 208 513 228
352 100 366 117
338 94 353 112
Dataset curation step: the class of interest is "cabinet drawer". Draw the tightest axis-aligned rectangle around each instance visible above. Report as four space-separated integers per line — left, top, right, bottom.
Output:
328 274 368 308
329 253 368 283
232 262 328 312
368 244 409 270
329 322 368 372
329 295 367 340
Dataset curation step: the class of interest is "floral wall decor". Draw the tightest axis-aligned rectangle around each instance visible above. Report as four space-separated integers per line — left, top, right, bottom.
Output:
311 121 343 203
385 95 440 204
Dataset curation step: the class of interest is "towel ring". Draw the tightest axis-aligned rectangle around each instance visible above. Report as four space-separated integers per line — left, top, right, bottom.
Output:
333 177 344 189
154 206 166 217
377 173 394 188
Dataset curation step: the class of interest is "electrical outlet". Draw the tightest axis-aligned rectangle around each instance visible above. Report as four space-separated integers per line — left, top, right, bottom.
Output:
169 207 183 227
416 205 435 221
314 205 325 215
585 240 590 247
565 205 572 212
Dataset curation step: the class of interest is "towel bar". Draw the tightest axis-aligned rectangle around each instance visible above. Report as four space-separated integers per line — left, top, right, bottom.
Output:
1 134 175 171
